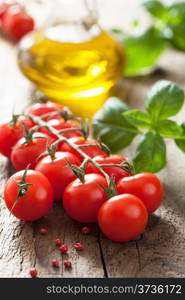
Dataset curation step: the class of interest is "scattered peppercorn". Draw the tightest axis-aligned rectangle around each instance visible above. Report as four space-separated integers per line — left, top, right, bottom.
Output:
59 244 68 254
29 268 38 278
51 259 59 268
64 260 72 268
74 242 84 251
39 228 48 235
54 238 62 246
81 226 91 234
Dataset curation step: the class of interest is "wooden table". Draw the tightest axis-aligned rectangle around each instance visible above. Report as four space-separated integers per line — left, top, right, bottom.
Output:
0 0 185 278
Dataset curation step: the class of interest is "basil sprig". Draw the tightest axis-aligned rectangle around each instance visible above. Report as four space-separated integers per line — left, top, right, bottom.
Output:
143 0 185 51
93 80 185 173
111 1 185 76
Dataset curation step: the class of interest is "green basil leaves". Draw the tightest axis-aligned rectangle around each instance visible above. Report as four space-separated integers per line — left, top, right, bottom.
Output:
93 80 185 173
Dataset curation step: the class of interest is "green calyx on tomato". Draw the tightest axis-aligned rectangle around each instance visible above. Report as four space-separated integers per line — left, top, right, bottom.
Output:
46 143 57 160
65 159 85 183
10 167 32 213
8 114 20 128
77 118 90 139
98 176 117 199
97 139 111 156
22 123 36 144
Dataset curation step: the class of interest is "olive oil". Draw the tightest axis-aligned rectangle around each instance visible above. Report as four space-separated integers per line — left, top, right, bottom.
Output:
18 24 125 118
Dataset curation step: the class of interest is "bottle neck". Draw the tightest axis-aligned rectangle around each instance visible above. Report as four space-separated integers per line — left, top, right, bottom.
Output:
43 0 100 43
51 0 98 25
85 0 98 21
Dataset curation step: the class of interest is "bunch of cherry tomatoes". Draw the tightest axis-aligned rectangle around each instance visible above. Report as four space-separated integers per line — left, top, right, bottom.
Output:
0 2 34 41
0 101 163 242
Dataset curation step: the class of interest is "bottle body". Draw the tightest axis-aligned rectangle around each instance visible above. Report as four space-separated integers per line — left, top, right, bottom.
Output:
18 3 125 117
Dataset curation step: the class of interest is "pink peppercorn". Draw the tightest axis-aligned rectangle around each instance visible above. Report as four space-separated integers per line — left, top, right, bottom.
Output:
39 228 48 235
54 238 62 246
59 244 68 254
51 259 59 268
74 242 84 251
81 226 91 234
64 261 72 268
29 268 38 278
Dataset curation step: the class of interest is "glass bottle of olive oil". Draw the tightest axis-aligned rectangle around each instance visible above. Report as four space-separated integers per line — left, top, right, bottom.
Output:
18 0 125 118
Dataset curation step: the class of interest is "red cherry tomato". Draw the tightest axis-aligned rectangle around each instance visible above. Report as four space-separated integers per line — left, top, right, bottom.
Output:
2 4 34 41
98 194 148 242
0 122 23 157
11 132 53 170
35 151 81 200
38 117 64 138
26 102 64 121
40 119 82 139
0 3 7 16
117 173 163 214
60 137 107 162
57 119 83 139
17 115 34 130
0 3 8 28
86 154 130 182
0 114 36 158
4 170 53 221
63 174 108 223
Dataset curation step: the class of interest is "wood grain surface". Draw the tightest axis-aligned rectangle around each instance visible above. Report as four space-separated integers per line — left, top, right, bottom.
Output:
0 0 185 278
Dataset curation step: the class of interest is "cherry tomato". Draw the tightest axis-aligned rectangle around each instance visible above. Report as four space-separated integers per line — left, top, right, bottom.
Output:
35 151 81 200
0 3 8 28
38 117 64 138
117 173 163 214
4 170 53 221
0 3 7 16
0 122 23 157
26 102 64 122
11 132 53 170
57 119 82 139
60 137 107 162
40 119 82 140
17 115 34 130
98 194 148 242
86 154 130 182
63 174 108 223
2 4 34 41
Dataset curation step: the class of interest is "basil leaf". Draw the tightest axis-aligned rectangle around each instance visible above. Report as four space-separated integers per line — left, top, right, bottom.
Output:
93 97 138 153
111 27 166 76
145 80 185 121
175 123 185 152
157 119 185 139
143 0 168 21
143 1 185 51
168 23 185 51
168 2 185 25
133 131 166 173
123 110 152 129
165 2 185 51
